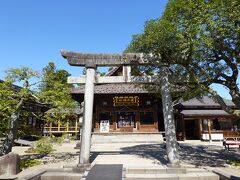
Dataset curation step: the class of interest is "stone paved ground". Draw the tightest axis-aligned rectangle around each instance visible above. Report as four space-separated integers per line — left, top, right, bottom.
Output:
12 140 240 178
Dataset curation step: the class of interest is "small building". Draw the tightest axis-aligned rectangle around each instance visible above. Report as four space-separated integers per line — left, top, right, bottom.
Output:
176 96 239 141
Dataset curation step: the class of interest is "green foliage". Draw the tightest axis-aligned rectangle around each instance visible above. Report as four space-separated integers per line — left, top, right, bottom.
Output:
126 0 240 109
0 67 42 138
32 138 54 154
226 160 240 167
0 81 17 137
5 67 40 82
48 134 64 144
38 62 76 123
20 159 41 169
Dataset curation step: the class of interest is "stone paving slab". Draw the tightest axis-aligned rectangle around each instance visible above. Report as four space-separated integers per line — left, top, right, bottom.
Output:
85 164 122 180
125 166 219 180
126 173 179 180
92 154 162 167
0 175 17 180
126 171 219 180
41 172 82 180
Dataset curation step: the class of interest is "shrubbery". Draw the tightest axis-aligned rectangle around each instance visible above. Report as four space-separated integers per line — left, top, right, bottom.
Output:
26 138 54 154
20 159 41 169
34 139 54 154
227 160 240 166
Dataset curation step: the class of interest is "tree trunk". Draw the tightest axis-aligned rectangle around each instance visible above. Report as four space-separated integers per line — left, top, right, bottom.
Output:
229 85 240 110
0 113 19 156
0 99 23 156
160 66 180 166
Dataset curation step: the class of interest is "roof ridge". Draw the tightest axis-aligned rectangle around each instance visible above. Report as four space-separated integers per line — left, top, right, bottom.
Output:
105 66 120 76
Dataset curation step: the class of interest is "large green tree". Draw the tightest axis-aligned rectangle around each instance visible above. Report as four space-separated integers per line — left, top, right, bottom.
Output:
38 62 76 124
126 0 240 114
126 0 240 165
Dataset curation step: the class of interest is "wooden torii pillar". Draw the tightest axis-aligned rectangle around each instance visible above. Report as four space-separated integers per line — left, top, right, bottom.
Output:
61 50 180 166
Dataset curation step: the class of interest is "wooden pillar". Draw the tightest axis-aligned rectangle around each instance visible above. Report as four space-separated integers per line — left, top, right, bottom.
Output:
58 121 60 131
136 112 140 130
66 121 69 132
208 119 212 142
75 119 78 132
112 113 116 131
199 119 203 140
50 122 52 133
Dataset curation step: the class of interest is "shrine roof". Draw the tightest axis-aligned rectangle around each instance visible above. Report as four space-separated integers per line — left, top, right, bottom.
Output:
71 83 150 94
105 67 121 76
180 109 231 116
46 107 83 115
179 96 235 107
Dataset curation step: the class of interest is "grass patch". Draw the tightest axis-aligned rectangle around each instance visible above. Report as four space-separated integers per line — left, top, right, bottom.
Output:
20 159 41 170
226 160 240 166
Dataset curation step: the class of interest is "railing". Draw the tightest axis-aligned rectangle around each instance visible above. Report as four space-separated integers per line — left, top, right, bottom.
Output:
202 130 239 137
43 126 80 134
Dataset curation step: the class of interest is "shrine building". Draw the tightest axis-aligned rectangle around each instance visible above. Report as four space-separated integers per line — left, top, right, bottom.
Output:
70 66 239 141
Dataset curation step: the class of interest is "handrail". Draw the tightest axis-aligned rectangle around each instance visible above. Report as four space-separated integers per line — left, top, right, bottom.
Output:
44 126 80 132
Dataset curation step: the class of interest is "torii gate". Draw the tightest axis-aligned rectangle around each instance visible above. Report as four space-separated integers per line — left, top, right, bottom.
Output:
61 50 180 166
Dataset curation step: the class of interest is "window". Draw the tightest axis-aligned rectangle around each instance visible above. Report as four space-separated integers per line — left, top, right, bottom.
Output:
140 112 154 124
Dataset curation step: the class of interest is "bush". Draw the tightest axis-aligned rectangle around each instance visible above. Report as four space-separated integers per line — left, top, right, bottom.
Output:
25 138 54 154
51 136 64 144
34 139 54 154
20 159 41 169
226 160 240 166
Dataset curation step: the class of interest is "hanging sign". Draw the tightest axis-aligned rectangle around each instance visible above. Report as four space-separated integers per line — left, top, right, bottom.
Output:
113 96 139 106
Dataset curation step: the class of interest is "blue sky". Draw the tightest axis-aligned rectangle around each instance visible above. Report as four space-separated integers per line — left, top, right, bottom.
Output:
0 0 233 99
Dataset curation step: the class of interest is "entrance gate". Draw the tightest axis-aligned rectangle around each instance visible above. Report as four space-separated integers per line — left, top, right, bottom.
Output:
61 50 180 166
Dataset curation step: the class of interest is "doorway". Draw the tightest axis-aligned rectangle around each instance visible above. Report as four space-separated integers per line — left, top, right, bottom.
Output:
185 120 199 140
117 112 136 128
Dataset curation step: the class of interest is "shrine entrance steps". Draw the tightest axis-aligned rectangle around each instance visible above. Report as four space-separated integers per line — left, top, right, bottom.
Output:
124 166 219 180
91 133 164 144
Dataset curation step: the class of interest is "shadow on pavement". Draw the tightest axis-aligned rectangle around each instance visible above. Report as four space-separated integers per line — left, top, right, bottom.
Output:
119 143 240 167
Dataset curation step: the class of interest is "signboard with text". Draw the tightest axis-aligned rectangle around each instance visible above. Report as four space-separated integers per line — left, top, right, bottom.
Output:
113 96 139 106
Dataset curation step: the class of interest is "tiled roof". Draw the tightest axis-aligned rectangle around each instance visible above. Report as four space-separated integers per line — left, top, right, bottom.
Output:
71 83 150 94
46 107 83 115
180 109 231 116
180 96 235 107
105 67 120 76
